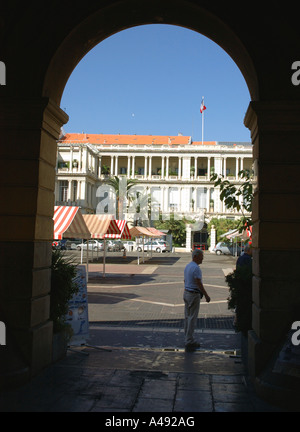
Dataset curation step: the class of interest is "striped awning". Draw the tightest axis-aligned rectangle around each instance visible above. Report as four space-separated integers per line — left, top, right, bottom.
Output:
53 206 91 240
82 214 120 239
104 220 131 239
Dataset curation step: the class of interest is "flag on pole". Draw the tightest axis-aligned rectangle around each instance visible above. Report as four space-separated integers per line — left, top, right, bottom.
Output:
200 98 206 113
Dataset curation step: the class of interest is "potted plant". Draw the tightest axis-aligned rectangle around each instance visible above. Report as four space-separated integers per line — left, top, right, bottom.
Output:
101 164 110 176
226 264 252 366
72 159 78 168
50 249 79 362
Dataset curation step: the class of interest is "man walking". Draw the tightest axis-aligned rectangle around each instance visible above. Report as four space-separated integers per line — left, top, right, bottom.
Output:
184 249 210 352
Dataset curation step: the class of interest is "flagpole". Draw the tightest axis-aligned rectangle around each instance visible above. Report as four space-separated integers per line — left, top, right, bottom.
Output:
202 97 204 145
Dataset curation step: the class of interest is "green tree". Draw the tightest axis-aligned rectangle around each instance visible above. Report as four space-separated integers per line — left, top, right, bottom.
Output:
207 217 240 244
210 169 253 232
155 213 190 246
105 176 138 219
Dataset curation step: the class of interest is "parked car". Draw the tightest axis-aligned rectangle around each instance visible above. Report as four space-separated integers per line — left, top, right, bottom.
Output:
70 239 83 250
213 242 231 255
107 240 125 252
122 241 137 251
137 240 167 253
157 239 171 252
213 241 242 256
76 240 104 251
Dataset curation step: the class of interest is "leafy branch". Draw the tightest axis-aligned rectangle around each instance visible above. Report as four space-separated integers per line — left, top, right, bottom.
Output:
210 169 254 233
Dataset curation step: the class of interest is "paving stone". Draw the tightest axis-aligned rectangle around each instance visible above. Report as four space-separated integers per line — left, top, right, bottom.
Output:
91 385 140 410
133 398 174 412
174 389 213 412
139 379 176 399
177 373 210 391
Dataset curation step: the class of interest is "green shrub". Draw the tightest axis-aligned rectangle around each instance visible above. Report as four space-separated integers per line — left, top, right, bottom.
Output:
226 265 252 335
50 250 79 334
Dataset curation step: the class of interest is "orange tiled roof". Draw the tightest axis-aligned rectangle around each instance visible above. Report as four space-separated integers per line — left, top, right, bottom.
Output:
60 133 192 146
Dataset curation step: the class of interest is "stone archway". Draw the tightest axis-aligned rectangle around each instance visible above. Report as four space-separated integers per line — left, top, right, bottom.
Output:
1 1 300 395
43 1 258 104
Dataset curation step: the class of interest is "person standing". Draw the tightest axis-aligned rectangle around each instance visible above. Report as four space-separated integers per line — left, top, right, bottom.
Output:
236 243 252 268
183 249 210 352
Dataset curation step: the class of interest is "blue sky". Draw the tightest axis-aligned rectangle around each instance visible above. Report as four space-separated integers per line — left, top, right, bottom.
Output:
61 24 251 143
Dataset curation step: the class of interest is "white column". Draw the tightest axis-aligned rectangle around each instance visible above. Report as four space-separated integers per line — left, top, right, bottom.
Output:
144 156 148 179
98 156 102 177
166 156 169 179
79 146 83 172
160 186 164 212
240 157 244 171
148 156 152 179
186 225 192 252
206 187 210 212
110 156 114 175
223 157 227 177
164 186 169 211
115 155 119 176
178 157 182 180
236 157 239 179
161 156 165 179
207 157 211 179
67 180 71 201
132 156 135 178
77 180 81 200
178 187 182 211
210 226 216 252
84 148 88 173
127 156 131 177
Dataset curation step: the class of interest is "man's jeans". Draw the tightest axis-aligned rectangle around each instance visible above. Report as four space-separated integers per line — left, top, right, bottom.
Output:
183 290 201 345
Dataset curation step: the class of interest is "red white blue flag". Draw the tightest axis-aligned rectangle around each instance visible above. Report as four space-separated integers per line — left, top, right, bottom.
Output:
200 98 206 113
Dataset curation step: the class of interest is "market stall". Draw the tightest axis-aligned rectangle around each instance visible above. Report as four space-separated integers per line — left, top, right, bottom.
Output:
53 206 91 279
129 226 157 264
82 214 131 276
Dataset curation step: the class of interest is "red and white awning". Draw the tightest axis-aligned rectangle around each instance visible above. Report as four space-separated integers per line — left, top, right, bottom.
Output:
104 220 131 239
82 214 120 239
53 206 91 240
82 214 131 239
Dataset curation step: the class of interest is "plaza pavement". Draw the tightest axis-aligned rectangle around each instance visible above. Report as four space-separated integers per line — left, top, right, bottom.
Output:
0 251 285 413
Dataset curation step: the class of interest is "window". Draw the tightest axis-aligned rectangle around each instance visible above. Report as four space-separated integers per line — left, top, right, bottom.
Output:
59 180 68 201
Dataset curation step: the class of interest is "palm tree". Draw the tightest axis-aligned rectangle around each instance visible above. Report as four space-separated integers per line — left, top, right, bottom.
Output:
105 176 138 219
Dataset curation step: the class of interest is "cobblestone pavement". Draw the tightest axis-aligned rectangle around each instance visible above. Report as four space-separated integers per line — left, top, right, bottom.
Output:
0 252 287 413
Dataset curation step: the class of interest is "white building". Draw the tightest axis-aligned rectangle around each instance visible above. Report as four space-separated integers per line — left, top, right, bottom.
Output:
55 133 252 228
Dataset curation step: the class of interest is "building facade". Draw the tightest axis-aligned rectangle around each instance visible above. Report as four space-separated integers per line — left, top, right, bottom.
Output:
56 133 252 225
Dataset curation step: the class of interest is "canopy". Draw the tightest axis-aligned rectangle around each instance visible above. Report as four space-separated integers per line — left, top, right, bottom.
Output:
82 214 120 239
129 226 157 238
53 206 91 240
146 227 164 237
82 214 131 278
82 215 131 240
221 226 252 241
104 220 131 239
